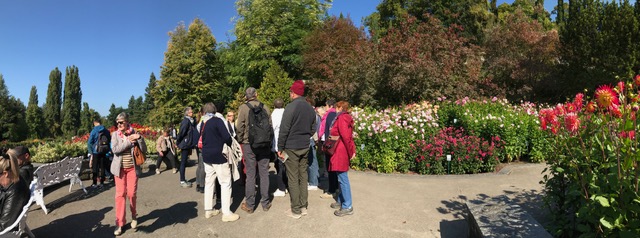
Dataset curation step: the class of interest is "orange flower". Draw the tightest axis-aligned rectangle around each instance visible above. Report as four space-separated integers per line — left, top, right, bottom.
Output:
585 101 596 113
634 75 640 87
595 85 619 109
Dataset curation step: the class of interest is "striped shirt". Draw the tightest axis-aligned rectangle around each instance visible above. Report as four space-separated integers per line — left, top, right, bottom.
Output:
121 150 134 169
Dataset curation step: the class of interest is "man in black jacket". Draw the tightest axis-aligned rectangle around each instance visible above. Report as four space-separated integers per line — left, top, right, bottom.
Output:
277 80 317 219
176 107 195 188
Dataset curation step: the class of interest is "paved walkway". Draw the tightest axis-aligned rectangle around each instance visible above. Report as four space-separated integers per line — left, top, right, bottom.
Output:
25 159 548 238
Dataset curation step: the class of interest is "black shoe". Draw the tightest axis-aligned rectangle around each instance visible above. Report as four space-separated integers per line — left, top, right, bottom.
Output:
196 186 204 193
262 203 272 212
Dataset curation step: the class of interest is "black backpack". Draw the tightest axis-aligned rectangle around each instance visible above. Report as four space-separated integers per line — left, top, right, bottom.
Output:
246 102 273 149
96 130 111 154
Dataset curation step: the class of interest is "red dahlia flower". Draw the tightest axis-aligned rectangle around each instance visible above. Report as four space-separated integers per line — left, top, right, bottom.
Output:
595 85 619 109
564 113 580 133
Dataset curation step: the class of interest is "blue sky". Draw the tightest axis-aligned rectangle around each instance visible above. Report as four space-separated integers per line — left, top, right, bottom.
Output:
0 0 552 116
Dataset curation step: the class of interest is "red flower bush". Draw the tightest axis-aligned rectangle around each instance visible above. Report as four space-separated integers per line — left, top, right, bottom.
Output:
409 127 503 174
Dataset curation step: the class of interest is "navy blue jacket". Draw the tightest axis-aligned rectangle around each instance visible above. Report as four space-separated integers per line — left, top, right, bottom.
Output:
88 125 110 154
201 117 232 164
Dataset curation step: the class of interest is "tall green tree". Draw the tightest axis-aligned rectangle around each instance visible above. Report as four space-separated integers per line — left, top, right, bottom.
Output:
364 0 494 43
257 62 292 110
26 86 44 138
143 72 156 123
559 0 639 96
150 18 225 127
0 75 28 142
233 0 331 86
43 67 62 137
80 102 92 135
61 65 82 137
106 103 124 127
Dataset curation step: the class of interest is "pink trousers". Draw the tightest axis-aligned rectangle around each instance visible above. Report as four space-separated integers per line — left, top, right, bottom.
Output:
115 167 137 227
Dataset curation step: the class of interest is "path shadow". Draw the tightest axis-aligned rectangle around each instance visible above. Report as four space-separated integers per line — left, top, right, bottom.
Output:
37 182 115 214
437 189 549 238
32 207 113 238
135 201 198 234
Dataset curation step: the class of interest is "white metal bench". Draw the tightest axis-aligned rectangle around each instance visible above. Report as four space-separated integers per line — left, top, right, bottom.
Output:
0 180 37 238
33 156 87 214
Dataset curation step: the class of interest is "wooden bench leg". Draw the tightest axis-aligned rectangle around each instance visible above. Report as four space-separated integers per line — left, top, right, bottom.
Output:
34 188 48 215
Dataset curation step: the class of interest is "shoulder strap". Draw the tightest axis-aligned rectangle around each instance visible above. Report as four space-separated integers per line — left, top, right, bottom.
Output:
245 102 254 109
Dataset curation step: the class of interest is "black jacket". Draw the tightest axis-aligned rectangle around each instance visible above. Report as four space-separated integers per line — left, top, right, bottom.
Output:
278 97 317 150
18 164 34 187
0 179 29 230
177 117 195 149
201 117 232 164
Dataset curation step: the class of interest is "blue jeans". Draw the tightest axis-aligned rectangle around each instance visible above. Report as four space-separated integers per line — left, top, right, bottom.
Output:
180 149 190 182
337 172 352 209
307 143 319 186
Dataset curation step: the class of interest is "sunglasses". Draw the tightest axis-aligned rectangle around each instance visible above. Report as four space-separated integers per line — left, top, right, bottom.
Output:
117 121 126 125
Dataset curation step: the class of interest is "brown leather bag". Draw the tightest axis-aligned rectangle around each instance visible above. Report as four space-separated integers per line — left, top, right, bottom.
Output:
133 144 146 166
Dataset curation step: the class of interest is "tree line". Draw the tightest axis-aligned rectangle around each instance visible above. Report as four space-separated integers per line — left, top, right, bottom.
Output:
2 0 640 141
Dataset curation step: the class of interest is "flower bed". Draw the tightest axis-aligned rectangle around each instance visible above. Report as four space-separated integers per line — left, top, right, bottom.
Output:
541 78 640 237
351 99 543 174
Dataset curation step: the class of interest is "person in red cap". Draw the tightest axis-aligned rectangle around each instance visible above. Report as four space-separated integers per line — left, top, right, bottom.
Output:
277 80 317 219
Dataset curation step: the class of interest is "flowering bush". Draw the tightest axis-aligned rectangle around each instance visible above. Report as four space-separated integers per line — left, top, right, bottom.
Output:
352 102 439 173
409 127 503 174
437 97 550 162
31 142 86 163
351 98 541 174
541 78 640 237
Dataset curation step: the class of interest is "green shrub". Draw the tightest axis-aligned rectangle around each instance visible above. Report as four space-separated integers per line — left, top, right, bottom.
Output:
31 142 86 163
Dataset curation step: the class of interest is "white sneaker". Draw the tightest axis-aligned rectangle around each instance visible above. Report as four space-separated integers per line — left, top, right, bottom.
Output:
222 213 240 222
307 185 319 191
205 209 220 218
155 169 160 175
273 189 286 197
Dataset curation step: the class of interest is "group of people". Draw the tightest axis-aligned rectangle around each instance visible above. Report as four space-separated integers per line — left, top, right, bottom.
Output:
2 80 356 236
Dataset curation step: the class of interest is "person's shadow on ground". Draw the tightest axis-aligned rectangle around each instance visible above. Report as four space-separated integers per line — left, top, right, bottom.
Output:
135 201 198 234
31 207 113 238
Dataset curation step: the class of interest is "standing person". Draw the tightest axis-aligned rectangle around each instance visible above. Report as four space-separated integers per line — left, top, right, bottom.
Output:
328 101 356 217
195 107 207 193
200 103 240 222
225 111 237 139
306 98 320 191
0 150 30 232
319 99 338 199
155 128 178 174
271 99 287 197
277 80 317 219
111 112 147 235
12 146 34 186
236 87 273 213
176 107 196 188
87 118 111 188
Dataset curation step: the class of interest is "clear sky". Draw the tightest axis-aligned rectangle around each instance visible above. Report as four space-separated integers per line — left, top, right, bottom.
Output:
0 0 551 116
